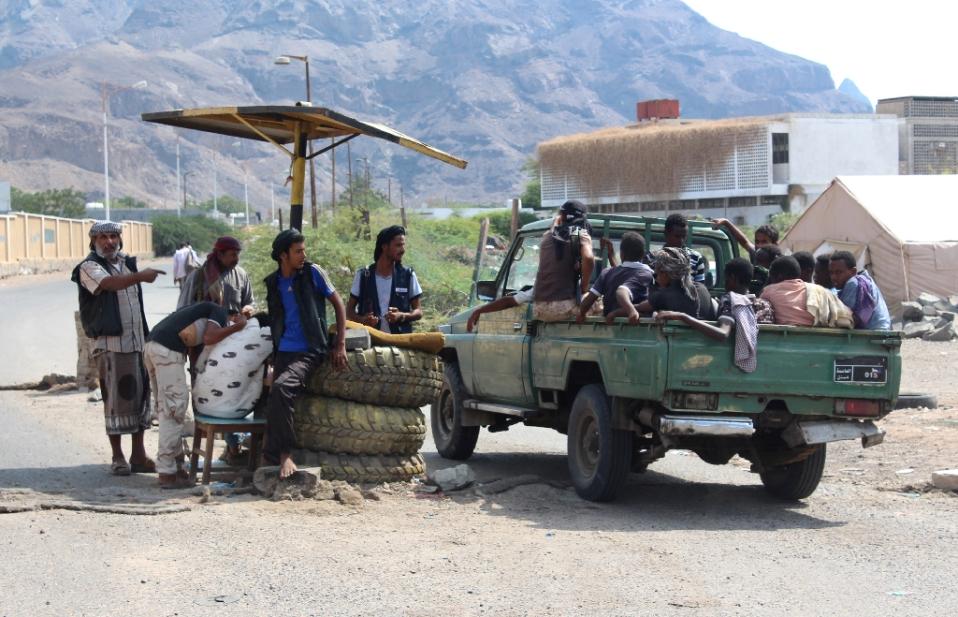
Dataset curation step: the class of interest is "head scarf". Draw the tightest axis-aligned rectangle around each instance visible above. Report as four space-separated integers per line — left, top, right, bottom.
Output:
655 247 696 301
551 200 591 259
88 220 122 237
374 225 406 262
203 236 243 291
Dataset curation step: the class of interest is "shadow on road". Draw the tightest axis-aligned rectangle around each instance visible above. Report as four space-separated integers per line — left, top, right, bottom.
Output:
423 451 845 533
0 464 194 505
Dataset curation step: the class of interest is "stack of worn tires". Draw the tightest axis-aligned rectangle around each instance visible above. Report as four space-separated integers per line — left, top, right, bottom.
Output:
294 346 442 483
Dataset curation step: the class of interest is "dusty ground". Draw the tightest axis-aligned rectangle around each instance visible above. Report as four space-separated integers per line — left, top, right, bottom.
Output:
0 339 956 617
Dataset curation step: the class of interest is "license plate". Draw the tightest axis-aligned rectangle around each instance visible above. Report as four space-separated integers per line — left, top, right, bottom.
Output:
834 356 887 384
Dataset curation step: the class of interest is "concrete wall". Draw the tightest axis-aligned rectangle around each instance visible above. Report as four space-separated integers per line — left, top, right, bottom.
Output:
0 212 153 270
787 116 899 184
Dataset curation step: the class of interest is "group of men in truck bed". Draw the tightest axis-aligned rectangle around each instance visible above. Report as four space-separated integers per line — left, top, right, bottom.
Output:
468 200 891 375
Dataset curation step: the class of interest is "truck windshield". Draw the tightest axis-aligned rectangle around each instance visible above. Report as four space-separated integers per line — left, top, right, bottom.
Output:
505 235 542 293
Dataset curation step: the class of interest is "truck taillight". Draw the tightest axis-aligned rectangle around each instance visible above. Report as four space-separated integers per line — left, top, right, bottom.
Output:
835 399 880 417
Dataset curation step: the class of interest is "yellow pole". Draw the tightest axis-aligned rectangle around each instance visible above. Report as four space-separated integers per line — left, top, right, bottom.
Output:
289 121 307 230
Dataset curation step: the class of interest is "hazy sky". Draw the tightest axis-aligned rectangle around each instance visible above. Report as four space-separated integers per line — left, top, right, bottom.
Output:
682 0 958 104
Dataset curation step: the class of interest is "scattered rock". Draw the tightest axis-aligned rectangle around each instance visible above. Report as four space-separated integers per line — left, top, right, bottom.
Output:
198 486 212 504
917 292 942 306
902 321 935 339
312 480 336 501
922 305 939 317
939 311 957 323
900 301 924 322
949 295 958 309
253 466 322 500
934 301 954 314
333 482 365 507
427 464 476 492
922 322 956 342
931 469 958 491
414 484 440 494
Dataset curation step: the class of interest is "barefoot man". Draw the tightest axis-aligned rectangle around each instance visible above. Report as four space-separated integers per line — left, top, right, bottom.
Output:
264 230 348 478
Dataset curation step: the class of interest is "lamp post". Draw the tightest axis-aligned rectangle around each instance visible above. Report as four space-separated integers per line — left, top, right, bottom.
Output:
275 54 319 228
183 171 195 211
175 136 181 218
101 80 147 221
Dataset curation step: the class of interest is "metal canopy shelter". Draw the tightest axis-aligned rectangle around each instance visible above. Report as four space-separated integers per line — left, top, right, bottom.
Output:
141 105 468 230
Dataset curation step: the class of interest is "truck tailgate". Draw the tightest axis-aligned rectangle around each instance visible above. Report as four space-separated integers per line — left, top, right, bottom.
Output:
663 324 901 414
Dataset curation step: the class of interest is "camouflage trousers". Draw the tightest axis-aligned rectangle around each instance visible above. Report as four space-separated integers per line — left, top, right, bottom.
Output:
144 341 193 475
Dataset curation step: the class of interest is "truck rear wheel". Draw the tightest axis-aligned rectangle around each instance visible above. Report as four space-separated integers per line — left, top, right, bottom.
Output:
567 384 633 502
760 443 826 500
430 361 479 460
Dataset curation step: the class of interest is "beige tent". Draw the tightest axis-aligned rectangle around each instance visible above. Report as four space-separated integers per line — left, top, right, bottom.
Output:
782 175 958 315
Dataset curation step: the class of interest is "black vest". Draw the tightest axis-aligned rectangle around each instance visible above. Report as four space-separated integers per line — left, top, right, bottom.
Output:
71 253 149 339
265 263 330 355
356 263 415 334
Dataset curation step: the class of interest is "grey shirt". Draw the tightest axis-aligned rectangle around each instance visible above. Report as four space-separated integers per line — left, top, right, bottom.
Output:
177 265 254 314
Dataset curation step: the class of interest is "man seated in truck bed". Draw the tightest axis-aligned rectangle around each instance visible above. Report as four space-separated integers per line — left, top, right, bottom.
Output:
761 256 853 329
576 231 653 323
608 247 715 324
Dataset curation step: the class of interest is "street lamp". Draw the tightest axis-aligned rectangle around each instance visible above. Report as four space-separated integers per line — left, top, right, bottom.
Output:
183 170 195 212
274 54 319 228
101 80 147 221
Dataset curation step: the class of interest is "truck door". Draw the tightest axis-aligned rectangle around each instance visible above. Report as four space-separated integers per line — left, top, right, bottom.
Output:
471 233 539 405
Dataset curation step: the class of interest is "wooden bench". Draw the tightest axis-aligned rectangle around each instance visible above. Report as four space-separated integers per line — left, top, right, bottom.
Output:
189 414 267 485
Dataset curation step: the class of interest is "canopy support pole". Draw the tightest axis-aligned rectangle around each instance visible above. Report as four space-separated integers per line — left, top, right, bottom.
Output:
290 122 307 230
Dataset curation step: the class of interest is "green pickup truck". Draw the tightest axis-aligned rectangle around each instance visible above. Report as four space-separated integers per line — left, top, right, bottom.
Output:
432 215 901 502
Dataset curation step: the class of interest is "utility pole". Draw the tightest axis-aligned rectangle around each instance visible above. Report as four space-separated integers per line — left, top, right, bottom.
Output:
175 137 181 218
243 165 250 227
270 180 276 222
346 141 353 207
400 183 407 228
330 138 336 209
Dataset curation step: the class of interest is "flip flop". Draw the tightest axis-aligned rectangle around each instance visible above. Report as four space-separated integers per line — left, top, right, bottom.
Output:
111 459 131 476
129 458 157 474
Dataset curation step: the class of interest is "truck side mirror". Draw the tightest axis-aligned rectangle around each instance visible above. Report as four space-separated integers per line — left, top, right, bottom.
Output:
476 280 498 301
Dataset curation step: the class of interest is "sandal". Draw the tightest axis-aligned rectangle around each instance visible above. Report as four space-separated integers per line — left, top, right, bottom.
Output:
129 458 157 474
111 459 131 476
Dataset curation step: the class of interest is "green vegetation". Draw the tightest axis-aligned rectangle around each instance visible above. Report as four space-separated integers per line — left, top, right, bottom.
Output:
11 187 87 218
152 214 232 257
114 196 149 209
241 207 488 332
769 211 801 236
519 157 541 209
195 195 247 214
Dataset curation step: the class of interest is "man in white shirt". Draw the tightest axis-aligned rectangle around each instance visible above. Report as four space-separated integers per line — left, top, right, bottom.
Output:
347 225 423 334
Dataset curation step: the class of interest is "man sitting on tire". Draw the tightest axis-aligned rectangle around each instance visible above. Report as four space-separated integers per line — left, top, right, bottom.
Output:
264 230 348 479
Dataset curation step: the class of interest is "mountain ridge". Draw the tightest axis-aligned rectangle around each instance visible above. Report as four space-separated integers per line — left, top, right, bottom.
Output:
0 0 869 211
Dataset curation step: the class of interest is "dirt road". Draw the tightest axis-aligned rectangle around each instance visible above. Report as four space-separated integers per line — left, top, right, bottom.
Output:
0 269 956 616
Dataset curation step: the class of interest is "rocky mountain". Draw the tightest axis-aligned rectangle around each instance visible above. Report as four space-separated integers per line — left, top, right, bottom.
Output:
838 78 873 112
0 0 870 213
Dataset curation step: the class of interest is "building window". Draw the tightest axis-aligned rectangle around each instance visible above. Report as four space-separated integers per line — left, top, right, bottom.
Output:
772 133 789 164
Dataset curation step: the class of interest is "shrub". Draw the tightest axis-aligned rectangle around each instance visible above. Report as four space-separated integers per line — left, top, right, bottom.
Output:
152 215 231 256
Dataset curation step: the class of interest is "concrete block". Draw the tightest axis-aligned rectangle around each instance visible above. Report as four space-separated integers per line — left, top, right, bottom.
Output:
343 328 372 351
900 301 924 322
931 469 958 491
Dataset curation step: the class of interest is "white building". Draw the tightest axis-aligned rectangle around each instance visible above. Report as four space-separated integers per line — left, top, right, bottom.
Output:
538 113 900 226
876 96 958 175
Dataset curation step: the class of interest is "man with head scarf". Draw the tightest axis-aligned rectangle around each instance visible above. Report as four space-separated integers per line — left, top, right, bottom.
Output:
264 229 348 479
532 200 595 321
608 247 715 323
177 236 254 317
71 221 164 476
347 225 423 334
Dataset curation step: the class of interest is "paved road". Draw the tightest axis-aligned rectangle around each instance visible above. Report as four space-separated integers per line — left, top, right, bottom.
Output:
0 262 181 385
0 270 956 617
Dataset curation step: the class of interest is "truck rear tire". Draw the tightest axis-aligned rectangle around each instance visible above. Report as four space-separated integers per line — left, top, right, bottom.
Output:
431 361 479 460
567 384 633 502
760 443 826 500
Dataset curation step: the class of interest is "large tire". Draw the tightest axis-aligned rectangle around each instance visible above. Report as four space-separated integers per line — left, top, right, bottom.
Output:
308 346 442 408
894 392 938 410
295 395 426 456
567 384 633 502
290 449 425 483
431 361 479 460
760 444 826 500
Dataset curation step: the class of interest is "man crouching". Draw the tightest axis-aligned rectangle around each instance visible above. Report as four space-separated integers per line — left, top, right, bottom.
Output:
265 230 348 478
